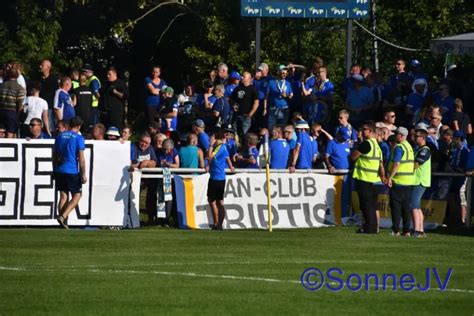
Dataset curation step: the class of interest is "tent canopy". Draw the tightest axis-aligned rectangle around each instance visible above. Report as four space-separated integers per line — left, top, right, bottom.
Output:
430 32 474 55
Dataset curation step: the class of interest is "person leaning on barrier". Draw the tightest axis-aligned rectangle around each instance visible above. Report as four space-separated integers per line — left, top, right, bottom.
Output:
324 127 351 174
386 126 415 237
410 128 431 238
179 133 205 169
206 127 234 230
351 120 385 234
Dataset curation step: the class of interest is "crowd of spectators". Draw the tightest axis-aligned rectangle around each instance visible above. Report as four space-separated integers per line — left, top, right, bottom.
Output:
0 57 473 226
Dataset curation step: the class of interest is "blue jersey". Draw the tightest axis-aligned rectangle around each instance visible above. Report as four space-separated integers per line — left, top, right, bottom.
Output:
54 89 75 122
296 131 313 169
209 144 229 180
270 139 289 169
196 94 217 112
406 92 425 112
267 79 293 109
241 147 259 169
325 139 350 169
225 138 237 158
198 131 210 153
157 148 178 166
253 76 271 100
225 83 238 98
54 131 85 174
144 77 167 106
161 100 179 132
212 97 232 125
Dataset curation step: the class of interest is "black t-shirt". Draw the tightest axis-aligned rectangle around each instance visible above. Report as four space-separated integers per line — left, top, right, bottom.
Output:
101 79 129 111
415 146 431 165
452 111 471 133
73 85 93 121
37 74 59 109
230 84 258 115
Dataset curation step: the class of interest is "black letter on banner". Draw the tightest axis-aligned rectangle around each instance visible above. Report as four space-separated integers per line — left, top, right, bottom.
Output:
257 204 279 228
0 178 20 219
312 203 327 224
289 178 302 197
303 177 317 196
224 204 246 229
0 143 19 219
248 204 258 228
236 178 251 197
195 204 213 227
21 144 55 219
278 178 289 198
302 203 314 227
225 179 238 198
263 179 277 199
277 204 299 227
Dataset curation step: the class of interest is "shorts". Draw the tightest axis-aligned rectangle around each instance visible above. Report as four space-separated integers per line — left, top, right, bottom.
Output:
460 179 467 207
0 109 18 133
207 178 225 202
55 172 82 194
409 185 426 209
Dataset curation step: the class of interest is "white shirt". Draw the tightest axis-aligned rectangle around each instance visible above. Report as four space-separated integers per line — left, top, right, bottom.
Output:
23 96 48 125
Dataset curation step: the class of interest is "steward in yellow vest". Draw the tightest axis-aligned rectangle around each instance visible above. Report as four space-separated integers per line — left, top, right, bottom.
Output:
386 126 414 236
351 121 385 234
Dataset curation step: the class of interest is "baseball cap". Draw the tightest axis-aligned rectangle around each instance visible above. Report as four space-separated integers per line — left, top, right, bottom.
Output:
277 64 288 72
294 120 309 130
351 74 364 82
414 123 429 132
193 119 205 128
453 130 466 139
224 123 235 133
337 127 350 141
81 63 93 72
410 59 422 67
395 126 409 136
163 86 174 94
257 62 269 71
106 126 120 137
229 71 241 80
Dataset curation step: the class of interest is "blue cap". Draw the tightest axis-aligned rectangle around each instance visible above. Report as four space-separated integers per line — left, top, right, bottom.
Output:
453 130 466 139
410 59 422 67
337 127 350 141
229 71 241 80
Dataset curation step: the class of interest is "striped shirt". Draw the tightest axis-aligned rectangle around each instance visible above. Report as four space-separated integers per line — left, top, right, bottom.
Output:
0 80 25 111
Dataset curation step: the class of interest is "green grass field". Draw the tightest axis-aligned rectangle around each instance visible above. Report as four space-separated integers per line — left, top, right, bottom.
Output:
0 227 473 315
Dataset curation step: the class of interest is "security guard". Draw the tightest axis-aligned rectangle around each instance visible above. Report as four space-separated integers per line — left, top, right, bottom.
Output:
410 127 431 238
82 64 101 126
351 120 385 234
386 126 414 236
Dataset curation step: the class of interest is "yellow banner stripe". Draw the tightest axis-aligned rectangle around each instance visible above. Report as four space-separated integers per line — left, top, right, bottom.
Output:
184 179 197 229
333 175 343 226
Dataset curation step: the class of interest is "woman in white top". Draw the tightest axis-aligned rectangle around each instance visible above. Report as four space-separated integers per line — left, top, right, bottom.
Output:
20 81 51 138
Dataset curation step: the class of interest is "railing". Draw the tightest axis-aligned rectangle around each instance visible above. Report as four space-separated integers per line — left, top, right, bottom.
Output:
137 168 472 227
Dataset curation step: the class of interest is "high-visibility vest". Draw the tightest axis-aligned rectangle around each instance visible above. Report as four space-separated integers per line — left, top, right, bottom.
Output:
85 75 101 107
353 137 382 183
388 140 414 186
414 145 431 187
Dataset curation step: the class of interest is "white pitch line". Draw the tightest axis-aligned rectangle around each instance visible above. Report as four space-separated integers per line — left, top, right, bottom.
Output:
1 265 473 294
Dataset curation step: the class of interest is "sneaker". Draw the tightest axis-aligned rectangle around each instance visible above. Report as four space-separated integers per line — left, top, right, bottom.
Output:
402 231 411 237
390 231 400 237
356 228 365 234
417 231 427 238
57 216 69 230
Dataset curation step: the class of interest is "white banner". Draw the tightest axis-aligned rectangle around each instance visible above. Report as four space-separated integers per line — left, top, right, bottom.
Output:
176 173 338 229
0 139 139 227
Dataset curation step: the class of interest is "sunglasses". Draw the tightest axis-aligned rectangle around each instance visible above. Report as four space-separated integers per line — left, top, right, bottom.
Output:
29 124 41 127
389 115 396 118
431 117 440 120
